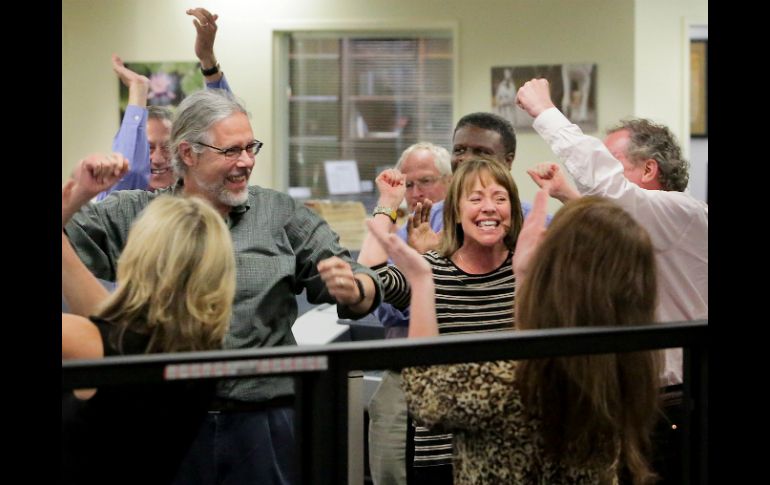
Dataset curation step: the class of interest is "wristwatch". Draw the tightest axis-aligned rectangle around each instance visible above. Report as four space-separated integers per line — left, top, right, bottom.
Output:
353 277 366 305
372 206 397 224
200 62 220 76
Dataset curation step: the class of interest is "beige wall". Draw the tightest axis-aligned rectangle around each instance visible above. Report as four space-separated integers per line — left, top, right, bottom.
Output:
634 0 708 152
62 0 705 212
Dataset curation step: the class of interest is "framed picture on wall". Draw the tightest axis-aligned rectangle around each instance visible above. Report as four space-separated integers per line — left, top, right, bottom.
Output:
491 63 598 132
118 61 204 121
690 40 708 137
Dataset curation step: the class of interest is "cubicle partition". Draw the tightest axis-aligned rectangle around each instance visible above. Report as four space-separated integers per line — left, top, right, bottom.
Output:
63 320 708 485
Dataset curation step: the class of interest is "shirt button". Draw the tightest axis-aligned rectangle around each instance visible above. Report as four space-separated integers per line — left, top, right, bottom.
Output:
133 115 140 121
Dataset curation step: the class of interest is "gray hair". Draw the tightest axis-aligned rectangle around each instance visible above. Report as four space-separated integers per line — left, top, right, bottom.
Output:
170 89 250 177
147 105 173 122
607 118 690 192
394 142 452 176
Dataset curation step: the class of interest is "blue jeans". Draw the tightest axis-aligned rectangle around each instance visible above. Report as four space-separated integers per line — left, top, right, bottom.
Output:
172 405 296 485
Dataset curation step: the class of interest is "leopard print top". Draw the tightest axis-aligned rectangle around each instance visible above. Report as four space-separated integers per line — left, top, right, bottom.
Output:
402 360 619 485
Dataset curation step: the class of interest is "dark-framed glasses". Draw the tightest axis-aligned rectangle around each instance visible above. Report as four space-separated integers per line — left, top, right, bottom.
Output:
196 140 264 160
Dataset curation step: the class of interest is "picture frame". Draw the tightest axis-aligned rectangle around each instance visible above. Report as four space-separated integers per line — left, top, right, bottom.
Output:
690 40 708 137
118 61 204 121
491 63 598 132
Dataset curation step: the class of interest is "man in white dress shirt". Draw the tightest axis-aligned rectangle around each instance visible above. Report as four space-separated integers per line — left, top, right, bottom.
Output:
515 77 707 484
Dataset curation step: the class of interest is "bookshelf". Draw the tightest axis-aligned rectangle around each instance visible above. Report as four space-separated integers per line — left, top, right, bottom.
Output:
287 35 453 209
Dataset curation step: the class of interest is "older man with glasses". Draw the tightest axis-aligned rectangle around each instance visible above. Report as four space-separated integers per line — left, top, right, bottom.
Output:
64 88 382 485
368 142 451 339
397 144 451 214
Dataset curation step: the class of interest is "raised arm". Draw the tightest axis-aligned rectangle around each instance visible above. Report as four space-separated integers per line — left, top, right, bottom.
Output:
186 8 227 86
97 55 152 200
357 169 406 267
115 55 150 114
62 231 110 318
64 153 129 226
366 219 436 337
63 154 128 317
512 189 549 287
518 78 698 250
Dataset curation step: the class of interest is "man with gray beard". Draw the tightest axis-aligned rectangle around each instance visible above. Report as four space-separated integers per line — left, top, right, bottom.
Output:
64 88 382 484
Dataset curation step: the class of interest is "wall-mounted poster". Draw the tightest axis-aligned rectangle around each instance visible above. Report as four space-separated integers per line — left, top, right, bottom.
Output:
491 63 598 132
118 61 204 121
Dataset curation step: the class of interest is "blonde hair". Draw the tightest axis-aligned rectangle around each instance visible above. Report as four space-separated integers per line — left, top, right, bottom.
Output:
96 196 235 354
516 196 660 484
439 158 523 257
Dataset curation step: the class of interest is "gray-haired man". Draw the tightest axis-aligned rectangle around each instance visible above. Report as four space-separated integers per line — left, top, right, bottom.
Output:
65 88 382 484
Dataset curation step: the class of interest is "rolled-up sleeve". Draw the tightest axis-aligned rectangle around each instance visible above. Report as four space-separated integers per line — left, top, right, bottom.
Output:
285 202 382 319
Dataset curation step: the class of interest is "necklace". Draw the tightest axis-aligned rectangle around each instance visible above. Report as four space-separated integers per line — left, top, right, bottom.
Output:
454 250 467 268
454 249 480 273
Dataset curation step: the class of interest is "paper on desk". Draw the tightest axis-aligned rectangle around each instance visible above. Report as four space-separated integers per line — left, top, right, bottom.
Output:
324 160 361 195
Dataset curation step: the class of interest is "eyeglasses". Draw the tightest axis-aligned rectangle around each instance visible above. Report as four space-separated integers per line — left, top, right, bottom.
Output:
196 140 264 160
405 175 443 191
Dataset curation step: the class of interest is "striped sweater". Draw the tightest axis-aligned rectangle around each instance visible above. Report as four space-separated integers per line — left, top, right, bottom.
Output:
374 250 516 468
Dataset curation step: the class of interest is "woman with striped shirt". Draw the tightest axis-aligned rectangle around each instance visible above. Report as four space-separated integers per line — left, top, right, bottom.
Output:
360 158 523 484
367 190 661 485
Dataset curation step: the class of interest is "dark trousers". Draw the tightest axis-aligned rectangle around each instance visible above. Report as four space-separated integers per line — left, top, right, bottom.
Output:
172 404 296 485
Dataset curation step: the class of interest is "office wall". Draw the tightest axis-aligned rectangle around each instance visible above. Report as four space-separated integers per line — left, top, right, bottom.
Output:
62 0 705 211
634 0 708 139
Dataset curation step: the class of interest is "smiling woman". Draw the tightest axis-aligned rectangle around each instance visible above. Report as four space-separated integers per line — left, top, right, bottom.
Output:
356 158 524 480
440 158 523 267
